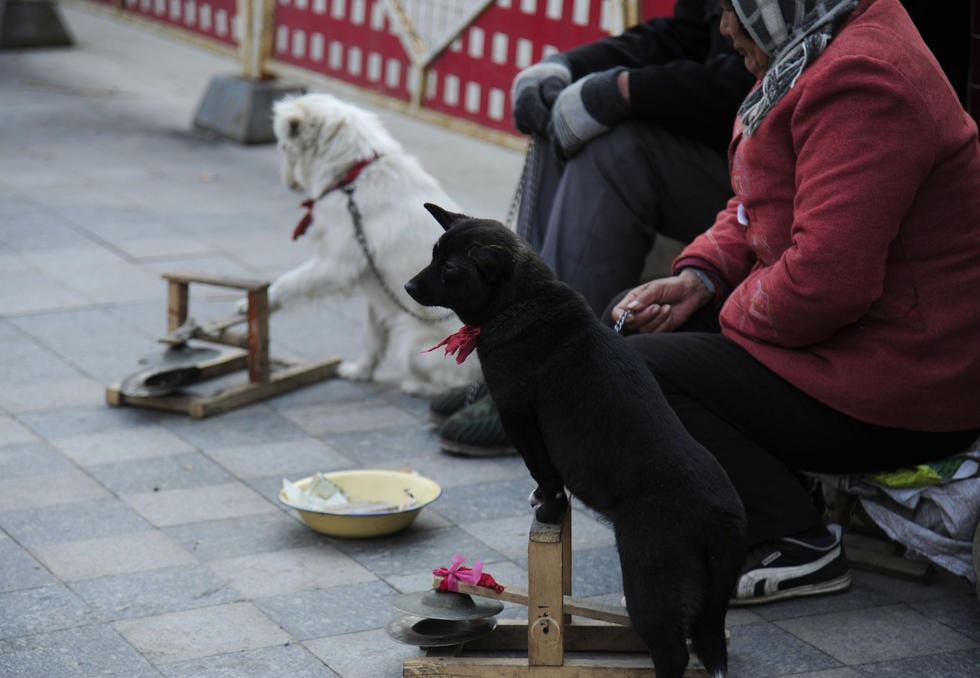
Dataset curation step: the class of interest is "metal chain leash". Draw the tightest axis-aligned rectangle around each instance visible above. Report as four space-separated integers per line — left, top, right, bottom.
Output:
343 186 455 323
504 135 540 243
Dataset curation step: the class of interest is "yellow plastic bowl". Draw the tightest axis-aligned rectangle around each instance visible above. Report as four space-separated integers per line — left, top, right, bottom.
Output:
279 469 442 538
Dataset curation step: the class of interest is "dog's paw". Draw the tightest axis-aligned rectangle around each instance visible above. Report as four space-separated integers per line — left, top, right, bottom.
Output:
531 490 567 524
233 297 248 315
337 360 374 382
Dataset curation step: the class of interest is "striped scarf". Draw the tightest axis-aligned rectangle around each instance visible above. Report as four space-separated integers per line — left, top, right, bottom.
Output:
734 0 859 135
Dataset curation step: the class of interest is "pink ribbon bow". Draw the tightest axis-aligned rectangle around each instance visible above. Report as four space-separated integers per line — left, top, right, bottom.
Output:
432 553 504 593
422 325 481 364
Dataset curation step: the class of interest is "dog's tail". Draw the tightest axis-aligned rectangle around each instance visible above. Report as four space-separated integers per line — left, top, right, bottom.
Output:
688 522 746 678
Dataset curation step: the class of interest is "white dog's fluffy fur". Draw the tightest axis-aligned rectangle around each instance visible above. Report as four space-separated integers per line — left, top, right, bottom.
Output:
254 93 480 396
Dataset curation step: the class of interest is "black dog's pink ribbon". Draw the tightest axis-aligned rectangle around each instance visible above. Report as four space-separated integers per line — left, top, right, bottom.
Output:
423 325 481 364
433 553 504 593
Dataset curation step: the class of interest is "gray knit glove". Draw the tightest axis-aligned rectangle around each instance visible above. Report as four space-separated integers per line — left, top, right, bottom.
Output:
511 55 572 136
548 68 629 159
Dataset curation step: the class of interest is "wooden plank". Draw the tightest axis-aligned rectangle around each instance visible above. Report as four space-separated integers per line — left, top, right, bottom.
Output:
162 270 270 291
167 280 189 332
403 655 712 677
528 510 566 666
246 286 270 382
430 579 631 627
461 619 647 654
108 357 339 418
188 357 340 418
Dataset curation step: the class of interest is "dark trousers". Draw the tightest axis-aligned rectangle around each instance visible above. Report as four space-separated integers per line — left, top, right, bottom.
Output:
605 305 980 546
518 121 731 314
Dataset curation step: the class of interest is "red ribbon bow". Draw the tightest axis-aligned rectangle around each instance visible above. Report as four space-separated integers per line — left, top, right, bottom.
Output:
432 553 504 593
423 325 481 364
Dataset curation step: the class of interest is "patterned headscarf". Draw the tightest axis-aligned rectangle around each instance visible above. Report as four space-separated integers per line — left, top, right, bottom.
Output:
733 0 859 134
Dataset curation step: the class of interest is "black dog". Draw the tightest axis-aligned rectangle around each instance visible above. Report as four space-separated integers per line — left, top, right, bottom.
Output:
406 204 747 678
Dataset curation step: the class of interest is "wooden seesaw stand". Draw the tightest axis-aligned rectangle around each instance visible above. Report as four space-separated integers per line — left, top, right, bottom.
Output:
402 508 716 677
106 271 340 418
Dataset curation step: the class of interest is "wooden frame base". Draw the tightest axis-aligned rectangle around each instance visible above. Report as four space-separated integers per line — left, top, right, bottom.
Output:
401 510 717 677
106 271 340 418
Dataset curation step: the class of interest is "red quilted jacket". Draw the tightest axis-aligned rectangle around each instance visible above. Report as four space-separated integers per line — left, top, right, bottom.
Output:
675 0 980 431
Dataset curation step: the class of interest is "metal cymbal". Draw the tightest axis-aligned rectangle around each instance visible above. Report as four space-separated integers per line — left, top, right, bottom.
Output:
386 614 497 647
392 589 503 621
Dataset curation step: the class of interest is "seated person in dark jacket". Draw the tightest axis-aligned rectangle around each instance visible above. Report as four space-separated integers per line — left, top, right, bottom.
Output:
433 0 755 456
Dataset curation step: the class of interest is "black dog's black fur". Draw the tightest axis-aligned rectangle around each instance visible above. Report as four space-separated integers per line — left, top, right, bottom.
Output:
406 204 747 678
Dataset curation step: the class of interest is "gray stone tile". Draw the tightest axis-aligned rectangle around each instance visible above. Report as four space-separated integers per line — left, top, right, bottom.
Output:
161 404 309 449
281 399 420 436
391 451 527 489
206 438 351 479
0 441 74 478
0 468 110 512
460 513 541 560
852 567 974 604
321 426 443 465
53 424 196 466
255 580 398 641
162 512 324 561
858 648 980 677
0 256 92 315
0 623 154 678
307 628 419 678
751 579 895 622
206 544 378 598
0 535 56 592
909 594 980 642
435 477 539 523
30 530 196 581
0 376 107 414
727 622 841 677
0 415 39 446
22 246 163 305
775 604 977 665
461 508 615 561
568 545 624 598
70 564 241 621
86 452 233 494
0 498 151 546
0 336 84 390
0 585 95 638
333 525 506 579
121 482 276 527
17 403 164 439
158 643 337 678
265 377 376 410
113 602 291 664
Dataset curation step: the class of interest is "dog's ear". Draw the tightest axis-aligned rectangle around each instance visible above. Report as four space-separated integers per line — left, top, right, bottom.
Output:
424 203 466 231
468 244 509 282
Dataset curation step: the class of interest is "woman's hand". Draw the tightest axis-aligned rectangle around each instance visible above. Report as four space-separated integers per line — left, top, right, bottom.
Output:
613 269 714 333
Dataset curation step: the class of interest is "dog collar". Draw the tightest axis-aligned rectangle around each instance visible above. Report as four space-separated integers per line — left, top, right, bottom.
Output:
423 325 481 364
292 155 379 240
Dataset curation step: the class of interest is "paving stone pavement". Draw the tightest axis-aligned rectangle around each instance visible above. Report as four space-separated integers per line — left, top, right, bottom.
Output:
1 5 978 677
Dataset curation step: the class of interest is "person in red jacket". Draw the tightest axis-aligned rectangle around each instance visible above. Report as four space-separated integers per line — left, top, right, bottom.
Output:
611 0 980 604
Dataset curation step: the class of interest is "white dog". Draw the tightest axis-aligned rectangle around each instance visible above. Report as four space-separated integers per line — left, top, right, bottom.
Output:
245 93 481 396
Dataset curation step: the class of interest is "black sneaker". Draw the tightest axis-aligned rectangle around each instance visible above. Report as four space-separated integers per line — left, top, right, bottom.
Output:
428 380 488 424
731 524 851 606
438 395 517 457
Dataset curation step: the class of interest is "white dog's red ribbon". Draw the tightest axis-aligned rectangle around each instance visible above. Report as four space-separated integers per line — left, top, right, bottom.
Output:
423 325 480 364
292 155 379 240
433 553 504 593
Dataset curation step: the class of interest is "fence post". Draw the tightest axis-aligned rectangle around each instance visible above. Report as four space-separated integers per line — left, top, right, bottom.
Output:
192 0 303 143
